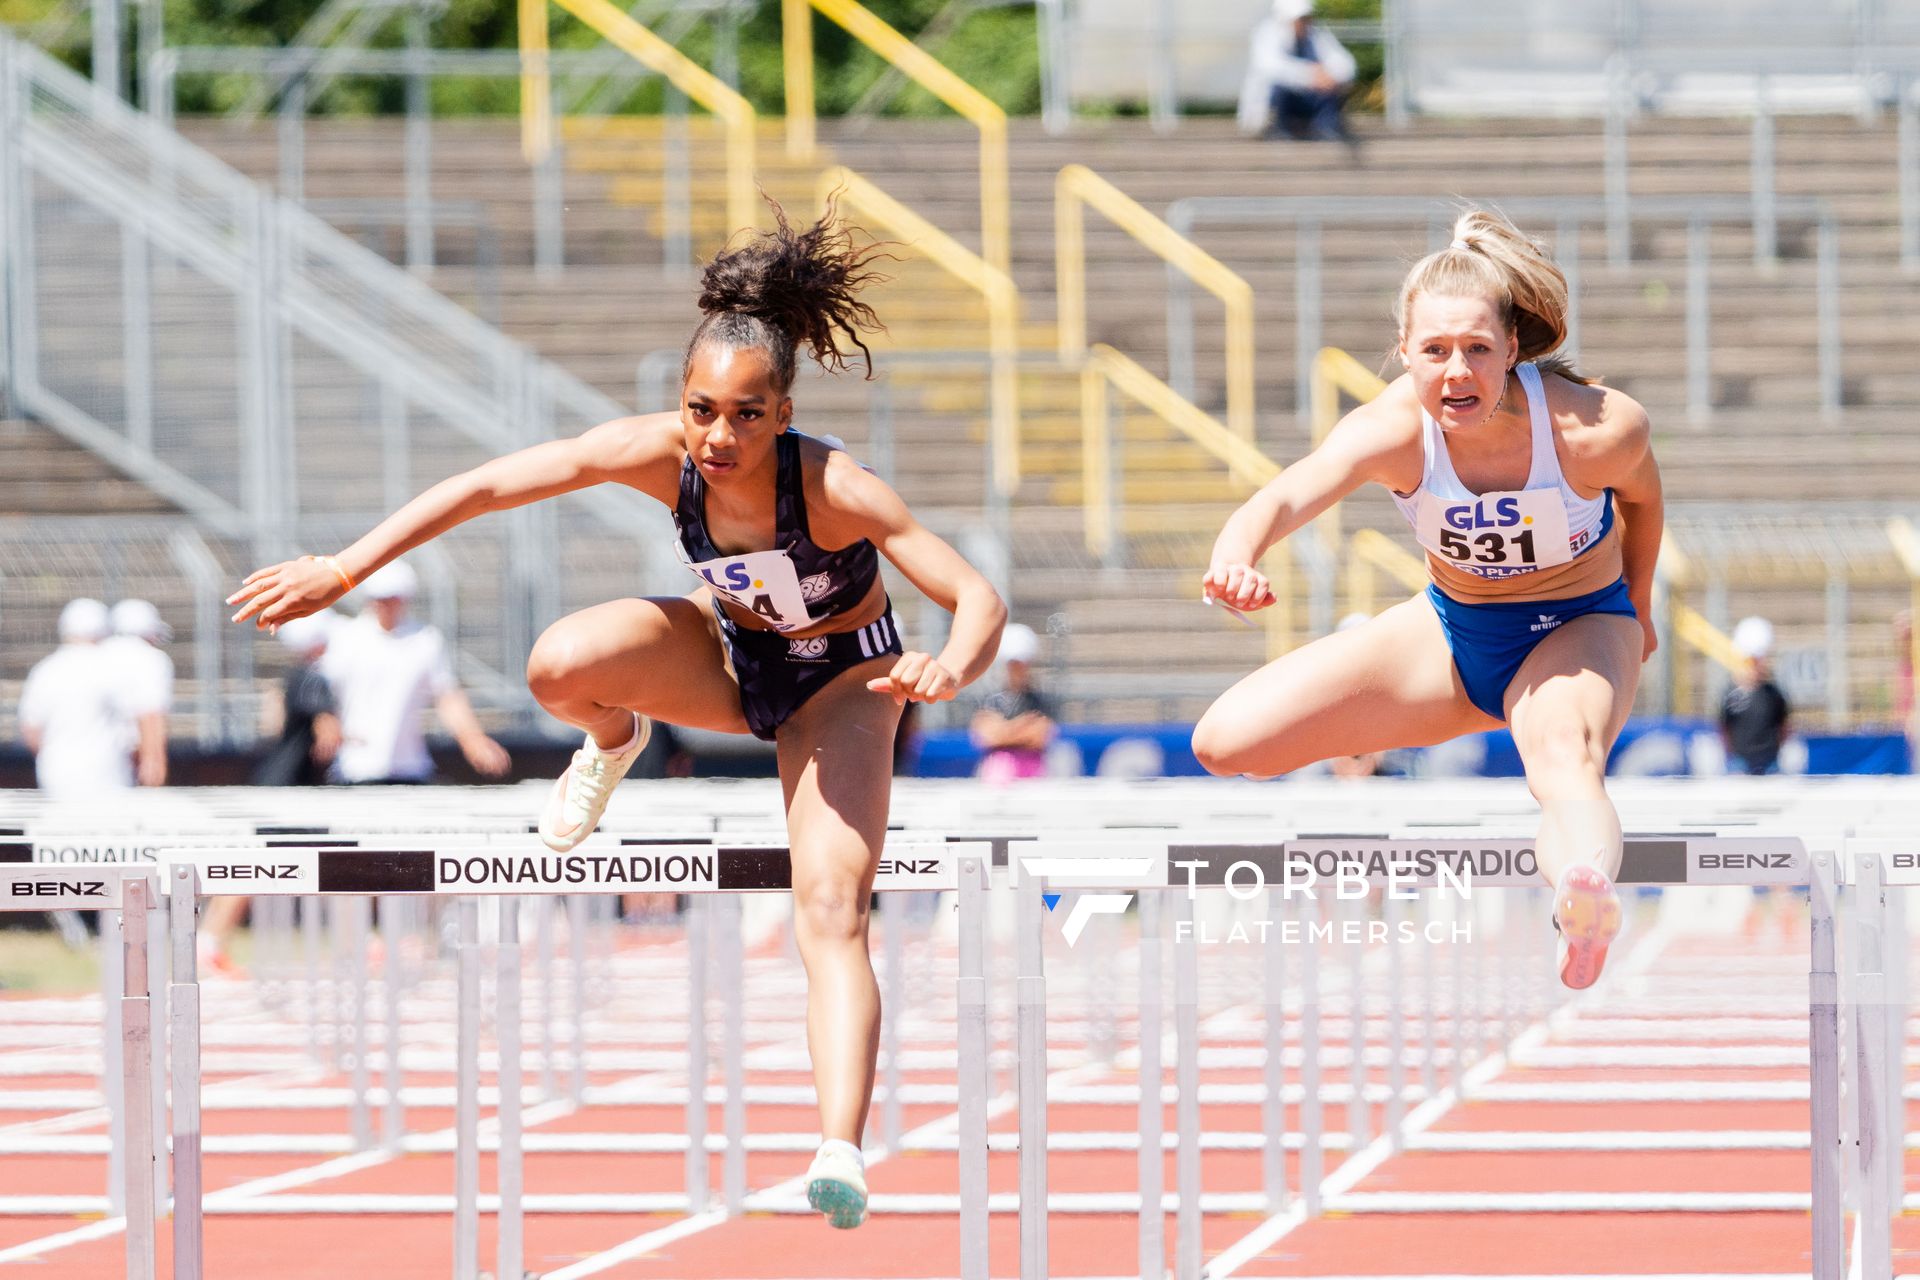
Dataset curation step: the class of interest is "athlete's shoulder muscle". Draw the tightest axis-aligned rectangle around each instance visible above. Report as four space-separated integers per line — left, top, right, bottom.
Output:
1321 374 1425 494
1545 378 1651 490
580 412 686 504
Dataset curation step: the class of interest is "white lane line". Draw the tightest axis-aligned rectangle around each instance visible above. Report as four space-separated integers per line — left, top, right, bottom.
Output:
541 1057 1108 1279
541 993 1259 1279
0 1216 130 1265
1206 919 1678 1278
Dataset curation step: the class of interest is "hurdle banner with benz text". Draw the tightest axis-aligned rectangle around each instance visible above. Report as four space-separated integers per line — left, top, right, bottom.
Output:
0 841 970 899
0 826 1905 1280
1006 835 1815 889
0 832 1822 897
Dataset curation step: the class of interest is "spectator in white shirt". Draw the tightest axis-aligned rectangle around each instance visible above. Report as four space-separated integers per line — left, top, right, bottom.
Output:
19 598 143 798
106 598 174 788
321 561 510 783
1238 0 1358 145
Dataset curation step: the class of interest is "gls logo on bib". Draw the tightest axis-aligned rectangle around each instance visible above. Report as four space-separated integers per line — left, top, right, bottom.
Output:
680 547 819 633
1414 488 1573 580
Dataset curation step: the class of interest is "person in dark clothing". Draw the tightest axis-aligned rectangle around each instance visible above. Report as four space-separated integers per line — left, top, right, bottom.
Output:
252 611 341 787
208 613 343 975
1720 615 1790 774
970 623 1058 781
1239 0 1358 145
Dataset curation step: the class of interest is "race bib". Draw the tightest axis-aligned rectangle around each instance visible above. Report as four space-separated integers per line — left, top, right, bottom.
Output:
1413 489 1573 581
681 547 817 633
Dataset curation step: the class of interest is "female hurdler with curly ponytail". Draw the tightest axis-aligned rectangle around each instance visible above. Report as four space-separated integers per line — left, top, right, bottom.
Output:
230 201 1009 1229
1193 209 1665 992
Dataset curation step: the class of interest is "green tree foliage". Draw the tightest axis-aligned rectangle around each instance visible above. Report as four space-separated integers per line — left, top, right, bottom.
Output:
11 0 1378 118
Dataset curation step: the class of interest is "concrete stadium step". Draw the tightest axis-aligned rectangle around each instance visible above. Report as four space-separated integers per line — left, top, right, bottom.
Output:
52 108 1920 723
0 421 179 517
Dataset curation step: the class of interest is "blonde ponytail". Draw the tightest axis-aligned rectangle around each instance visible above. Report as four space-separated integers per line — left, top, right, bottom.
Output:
1397 208 1595 385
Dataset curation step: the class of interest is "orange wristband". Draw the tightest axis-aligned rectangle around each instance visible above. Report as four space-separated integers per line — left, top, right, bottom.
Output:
304 555 355 593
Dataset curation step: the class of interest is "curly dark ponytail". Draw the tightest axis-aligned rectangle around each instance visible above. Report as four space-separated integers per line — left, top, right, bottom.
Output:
682 195 894 394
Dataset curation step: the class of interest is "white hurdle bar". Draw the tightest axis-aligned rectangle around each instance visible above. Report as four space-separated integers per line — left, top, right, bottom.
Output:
1 824 1911 1280
0 839 985 1280
1003 832 1845 1280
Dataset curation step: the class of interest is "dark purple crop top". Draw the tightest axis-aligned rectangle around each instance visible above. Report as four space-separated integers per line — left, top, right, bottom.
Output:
672 430 880 624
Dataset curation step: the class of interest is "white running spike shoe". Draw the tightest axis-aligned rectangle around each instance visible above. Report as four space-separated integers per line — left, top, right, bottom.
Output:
538 714 649 853
805 1141 869 1230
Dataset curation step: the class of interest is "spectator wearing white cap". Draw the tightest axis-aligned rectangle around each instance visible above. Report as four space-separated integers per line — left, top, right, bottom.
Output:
320 561 510 783
106 598 174 788
19 598 146 798
969 623 1058 782
1238 0 1358 145
1720 616 1791 775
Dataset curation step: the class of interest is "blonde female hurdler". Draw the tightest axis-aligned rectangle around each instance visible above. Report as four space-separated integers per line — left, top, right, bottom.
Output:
229 202 1008 1228
1192 210 1664 989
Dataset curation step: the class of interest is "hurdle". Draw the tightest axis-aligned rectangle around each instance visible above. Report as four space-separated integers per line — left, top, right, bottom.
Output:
0 778 1912 1280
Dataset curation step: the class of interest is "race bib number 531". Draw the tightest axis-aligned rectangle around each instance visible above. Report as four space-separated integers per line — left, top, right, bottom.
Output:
1415 490 1573 580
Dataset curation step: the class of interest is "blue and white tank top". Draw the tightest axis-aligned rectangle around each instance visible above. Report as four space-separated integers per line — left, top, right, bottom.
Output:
672 430 880 633
1388 362 1613 583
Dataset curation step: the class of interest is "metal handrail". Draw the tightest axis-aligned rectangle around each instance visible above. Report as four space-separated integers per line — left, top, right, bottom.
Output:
1345 528 1425 618
1079 343 1288 652
783 0 1010 276
1656 536 1746 717
520 0 756 238
1309 346 1387 549
1057 165 1256 444
817 165 1022 496
1 33 673 724
1166 193 1844 428
1087 333 1298 654
227 0 422 121
163 526 230 748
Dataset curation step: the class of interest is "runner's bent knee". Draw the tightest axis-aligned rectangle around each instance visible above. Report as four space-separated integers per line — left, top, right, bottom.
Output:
793 878 868 944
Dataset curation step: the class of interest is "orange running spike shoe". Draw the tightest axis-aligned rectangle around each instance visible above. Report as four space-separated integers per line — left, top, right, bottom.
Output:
1553 862 1623 990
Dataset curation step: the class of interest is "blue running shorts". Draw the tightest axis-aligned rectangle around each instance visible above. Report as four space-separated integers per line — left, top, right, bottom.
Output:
1425 577 1638 721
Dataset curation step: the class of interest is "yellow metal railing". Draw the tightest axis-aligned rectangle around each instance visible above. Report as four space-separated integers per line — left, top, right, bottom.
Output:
783 0 1010 275
1056 165 1256 444
1310 346 1387 547
818 166 1022 495
1345 528 1426 616
519 0 757 238
1888 517 1920 702
1080 344 1291 656
1657 537 1746 715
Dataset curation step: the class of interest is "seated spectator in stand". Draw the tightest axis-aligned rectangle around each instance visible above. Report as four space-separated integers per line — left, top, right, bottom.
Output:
322 561 510 784
105 598 174 787
1238 0 1358 145
1720 616 1791 776
969 623 1057 782
20 598 139 800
